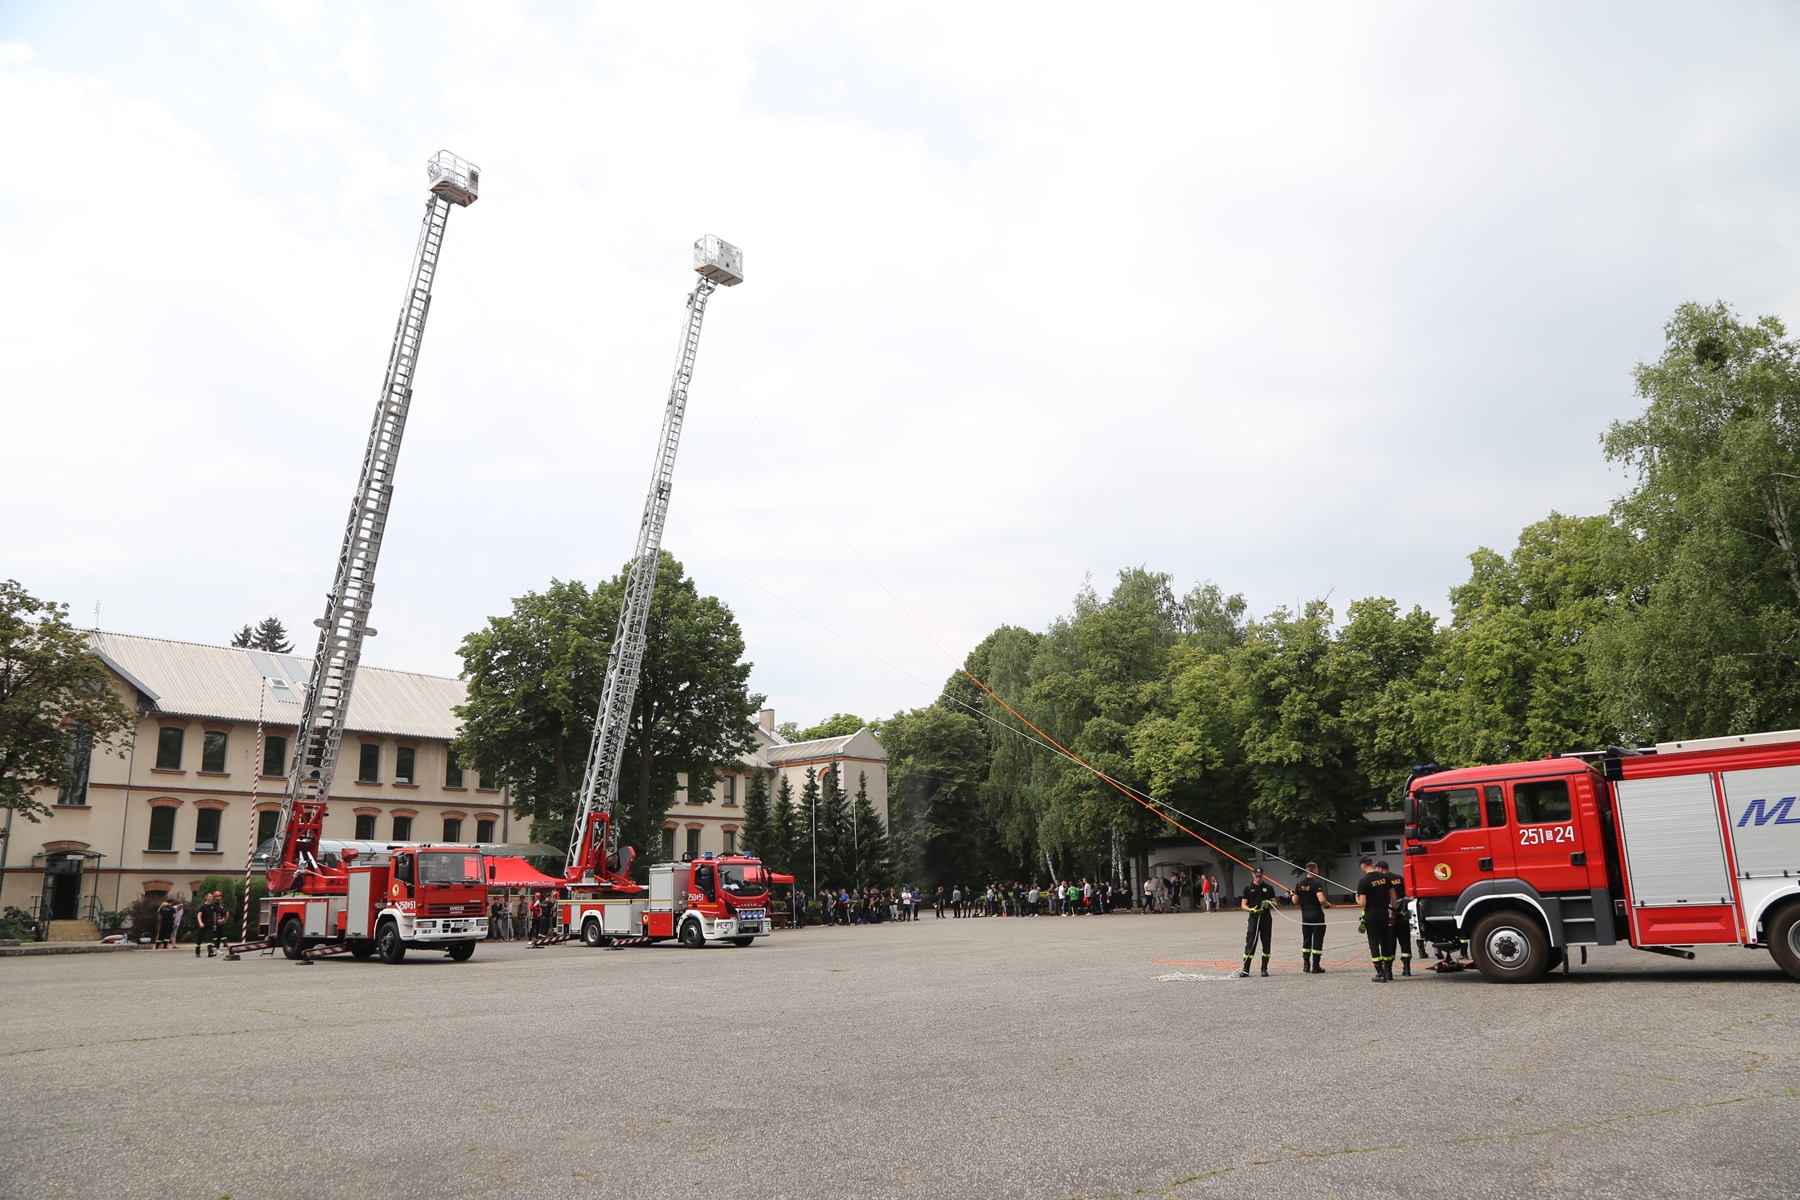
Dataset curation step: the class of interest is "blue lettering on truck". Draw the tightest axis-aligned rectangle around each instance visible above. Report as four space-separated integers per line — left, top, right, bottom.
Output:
1737 796 1800 826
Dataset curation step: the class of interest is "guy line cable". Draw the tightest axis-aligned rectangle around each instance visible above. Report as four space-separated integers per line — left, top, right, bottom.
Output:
705 334 1370 896
459 266 1370 898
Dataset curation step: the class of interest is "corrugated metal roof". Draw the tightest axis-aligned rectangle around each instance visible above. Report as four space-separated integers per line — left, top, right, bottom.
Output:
90 631 466 740
762 732 860 764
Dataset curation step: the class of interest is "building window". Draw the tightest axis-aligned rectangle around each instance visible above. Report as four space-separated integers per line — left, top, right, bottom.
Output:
201 730 228 773
661 827 676 860
443 818 462 842
392 815 413 840
445 750 464 788
263 735 287 777
355 813 377 840
57 724 92 806
257 809 278 846
476 818 495 843
195 808 222 851
477 772 495 790
685 828 701 861
155 727 184 770
358 743 380 783
722 775 737 805
395 747 416 784
723 828 736 854
147 806 177 851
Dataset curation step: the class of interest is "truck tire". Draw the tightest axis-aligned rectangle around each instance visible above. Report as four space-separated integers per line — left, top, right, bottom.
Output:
729 936 754 947
376 921 407 964
1767 903 1800 981
679 919 705 949
348 939 376 960
279 916 305 961
582 918 608 948
446 940 475 961
1469 909 1550 983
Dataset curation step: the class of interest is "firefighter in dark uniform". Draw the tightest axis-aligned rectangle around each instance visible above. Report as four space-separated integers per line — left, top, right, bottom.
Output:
1391 864 1413 976
1357 857 1402 982
1293 862 1331 973
1237 867 1289 977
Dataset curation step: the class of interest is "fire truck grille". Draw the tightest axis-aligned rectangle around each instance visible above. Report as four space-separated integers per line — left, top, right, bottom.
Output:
427 904 475 916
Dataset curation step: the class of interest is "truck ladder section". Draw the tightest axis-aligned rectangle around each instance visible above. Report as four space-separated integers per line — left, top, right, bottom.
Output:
564 237 742 882
267 152 479 889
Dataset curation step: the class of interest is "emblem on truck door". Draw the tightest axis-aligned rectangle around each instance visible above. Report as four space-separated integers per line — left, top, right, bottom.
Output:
1434 863 1453 881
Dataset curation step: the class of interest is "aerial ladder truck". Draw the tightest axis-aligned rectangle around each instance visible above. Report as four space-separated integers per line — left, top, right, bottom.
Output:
245 151 492 965
540 237 777 951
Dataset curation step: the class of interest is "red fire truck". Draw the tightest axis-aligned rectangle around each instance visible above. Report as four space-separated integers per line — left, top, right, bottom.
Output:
256 796 490 963
1405 728 1800 983
552 850 773 949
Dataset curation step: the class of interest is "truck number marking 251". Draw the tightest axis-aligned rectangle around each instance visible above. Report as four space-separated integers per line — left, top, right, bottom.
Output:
1516 825 1575 846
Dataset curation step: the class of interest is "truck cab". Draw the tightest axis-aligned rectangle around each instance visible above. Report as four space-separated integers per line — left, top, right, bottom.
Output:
1405 759 1618 981
642 854 772 947
263 842 489 963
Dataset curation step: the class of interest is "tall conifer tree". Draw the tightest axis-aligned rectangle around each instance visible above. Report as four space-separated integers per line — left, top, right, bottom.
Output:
773 773 799 880
741 769 772 861
800 766 823 889
852 770 891 888
819 764 854 887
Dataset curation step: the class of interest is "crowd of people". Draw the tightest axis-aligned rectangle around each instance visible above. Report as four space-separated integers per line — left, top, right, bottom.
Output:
780 872 1233 925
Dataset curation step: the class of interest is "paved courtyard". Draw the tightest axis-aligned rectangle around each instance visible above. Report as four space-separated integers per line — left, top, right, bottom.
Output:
2 909 1797 1200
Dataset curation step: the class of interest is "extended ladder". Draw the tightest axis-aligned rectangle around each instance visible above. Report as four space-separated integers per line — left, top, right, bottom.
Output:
566 236 744 880
269 152 479 879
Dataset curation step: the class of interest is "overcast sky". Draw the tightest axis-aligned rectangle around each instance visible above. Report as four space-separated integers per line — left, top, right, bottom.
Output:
6 2 1800 728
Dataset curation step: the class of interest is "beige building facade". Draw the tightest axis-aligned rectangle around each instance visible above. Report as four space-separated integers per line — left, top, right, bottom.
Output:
0 632 536 926
0 634 889 928
663 711 889 862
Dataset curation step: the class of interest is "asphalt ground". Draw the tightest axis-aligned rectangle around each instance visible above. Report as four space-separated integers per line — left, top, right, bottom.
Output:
2 907 1797 1200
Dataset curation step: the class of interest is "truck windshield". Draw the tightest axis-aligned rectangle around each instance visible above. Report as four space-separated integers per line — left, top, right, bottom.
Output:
418 852 484 884
1415 788 1481 841
719 865 769 899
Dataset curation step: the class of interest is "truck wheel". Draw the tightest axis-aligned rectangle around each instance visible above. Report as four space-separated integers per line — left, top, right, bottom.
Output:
582 919 606 948
679 919 706 949
446 940 475 962
279 916 305 961
376 921 407 964
1767 904 1800 981
1469 909 1549 983
348 939 376 960
729 936 754 947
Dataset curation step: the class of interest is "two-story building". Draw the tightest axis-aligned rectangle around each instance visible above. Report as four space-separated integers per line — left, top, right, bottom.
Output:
0 632 892 934
0 631 536 932
662 710 889 862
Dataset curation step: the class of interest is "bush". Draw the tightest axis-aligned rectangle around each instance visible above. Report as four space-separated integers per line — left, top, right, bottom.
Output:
0 906 36 941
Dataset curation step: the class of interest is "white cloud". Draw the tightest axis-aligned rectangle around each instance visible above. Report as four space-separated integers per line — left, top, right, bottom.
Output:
6 2 1800 726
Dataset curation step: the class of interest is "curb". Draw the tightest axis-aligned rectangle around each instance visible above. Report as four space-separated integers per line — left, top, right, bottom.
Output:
0 942 139 957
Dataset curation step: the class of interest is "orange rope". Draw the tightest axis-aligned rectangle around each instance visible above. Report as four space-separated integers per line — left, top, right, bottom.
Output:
958 669 1282 889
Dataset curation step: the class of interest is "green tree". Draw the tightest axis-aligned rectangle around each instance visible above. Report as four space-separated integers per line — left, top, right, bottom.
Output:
1593 300 1800 739
772 773 799 877
1028 569 1185 867
739 769 773 861
230 624 255 648
799 767 823 888
252 617 293 653
0 582 137 821
1331 597 1441 810
818 764 855 886
453 553 761 873
1421 514 1627 763
1226 601 1355 867
880 704 990 886
790 713 866 741
851 770 890 887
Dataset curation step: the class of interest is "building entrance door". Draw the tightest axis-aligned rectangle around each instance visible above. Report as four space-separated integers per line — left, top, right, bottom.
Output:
42 855 84 920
